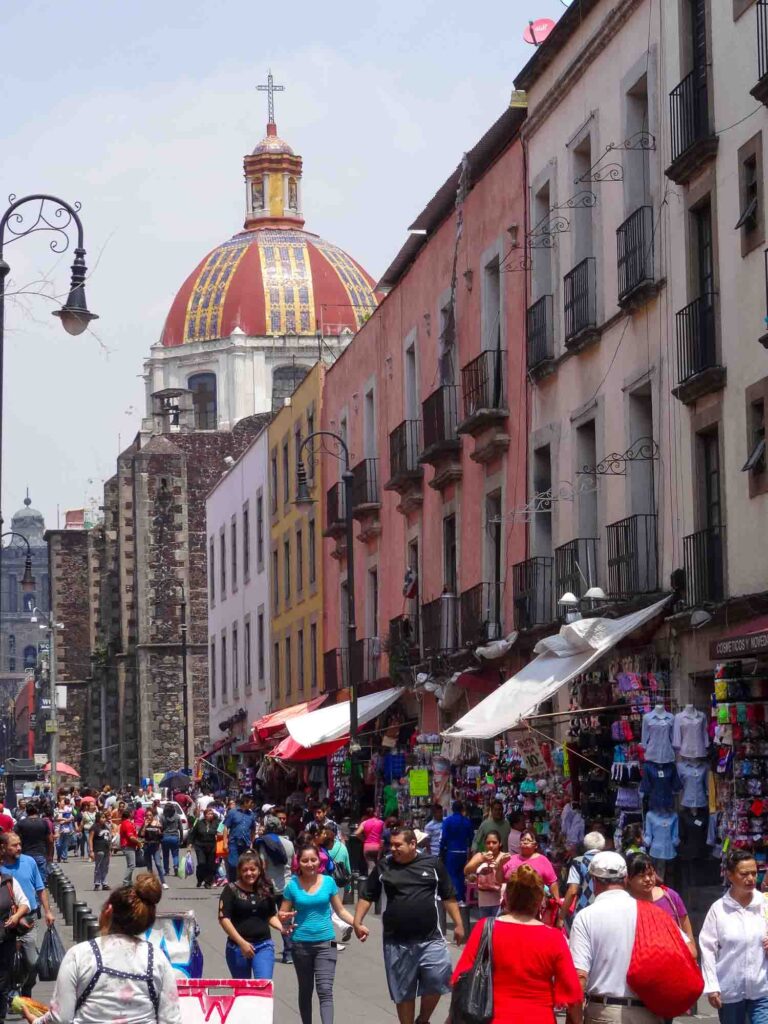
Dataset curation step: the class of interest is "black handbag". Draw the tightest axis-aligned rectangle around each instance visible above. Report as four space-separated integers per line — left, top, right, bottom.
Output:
449 917 494 1024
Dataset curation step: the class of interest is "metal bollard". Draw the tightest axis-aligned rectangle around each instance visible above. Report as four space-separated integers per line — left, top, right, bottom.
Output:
72 902 88 942
86 918 100 941
81 912 97 942
459 902 471 938
61 886 75 926
48 870 60 902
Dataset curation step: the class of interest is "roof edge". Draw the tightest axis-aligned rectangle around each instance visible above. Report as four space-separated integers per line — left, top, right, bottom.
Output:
514 0 602 92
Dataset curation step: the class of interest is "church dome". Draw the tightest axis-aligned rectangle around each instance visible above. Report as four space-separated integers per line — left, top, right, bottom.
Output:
9 494 46 547
160 226 378 347
160 99 379 348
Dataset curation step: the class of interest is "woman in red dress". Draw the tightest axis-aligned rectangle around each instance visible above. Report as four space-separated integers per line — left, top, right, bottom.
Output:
452 864 584 1024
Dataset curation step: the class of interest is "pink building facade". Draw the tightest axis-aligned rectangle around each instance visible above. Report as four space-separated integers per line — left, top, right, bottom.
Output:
320 106 528 727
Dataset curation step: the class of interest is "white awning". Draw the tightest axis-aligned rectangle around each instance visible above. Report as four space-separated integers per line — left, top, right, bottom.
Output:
287 687 403 748
443 597 670 740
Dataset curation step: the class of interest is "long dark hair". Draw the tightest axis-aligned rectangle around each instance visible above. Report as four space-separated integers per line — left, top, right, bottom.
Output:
235 852 274 899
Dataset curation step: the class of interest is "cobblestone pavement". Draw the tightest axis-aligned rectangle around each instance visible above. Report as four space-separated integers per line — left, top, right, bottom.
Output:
31 854 717 1021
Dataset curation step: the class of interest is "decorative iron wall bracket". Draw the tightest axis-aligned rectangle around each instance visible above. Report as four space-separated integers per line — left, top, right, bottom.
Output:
576 436 659 476
491 479 598 523
575 131 656 184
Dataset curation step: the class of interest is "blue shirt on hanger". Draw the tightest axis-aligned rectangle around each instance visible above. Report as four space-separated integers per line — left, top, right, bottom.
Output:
677 759 708 808
640 761 682 810
641 708 675 763
644 810 679 860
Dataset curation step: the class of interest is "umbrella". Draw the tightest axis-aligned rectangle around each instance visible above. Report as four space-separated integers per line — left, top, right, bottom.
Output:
42 761 80 778
160 771 192 790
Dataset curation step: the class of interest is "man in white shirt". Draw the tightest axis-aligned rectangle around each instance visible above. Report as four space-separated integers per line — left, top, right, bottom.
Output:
569 851 662 1024
195 791 214 816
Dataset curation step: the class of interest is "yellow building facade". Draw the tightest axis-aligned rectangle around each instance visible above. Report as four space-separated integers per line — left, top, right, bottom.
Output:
268 363 324 710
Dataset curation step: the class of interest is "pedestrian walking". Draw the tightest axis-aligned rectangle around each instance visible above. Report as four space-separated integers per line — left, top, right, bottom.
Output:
119 809 142 887
472 800 511 853
280 843 358 1024
255 815 295 964
464 829 505 919
499 828 560 898
218 852 285 980
190 808 218 889
626 852 696 956
354 826 465 1024
53 799 75 863
78 803 96 860
423 805 443 857
354 808 385 874
19 874 180 1024
0 832 55 1004
140 809 167 888
440 801 474 903
699 849 768 1023
160 804 183 877
558 831 606 927
0 866 30 1021
89 812 113 890
223 798 255 884
453 864 584 1023
15 802 53 885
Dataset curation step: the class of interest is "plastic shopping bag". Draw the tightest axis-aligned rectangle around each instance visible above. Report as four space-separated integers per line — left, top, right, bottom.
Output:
184 852 194 877
37 925 66 982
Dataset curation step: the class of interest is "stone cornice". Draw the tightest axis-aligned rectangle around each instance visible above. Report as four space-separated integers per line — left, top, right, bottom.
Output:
520 0 646 144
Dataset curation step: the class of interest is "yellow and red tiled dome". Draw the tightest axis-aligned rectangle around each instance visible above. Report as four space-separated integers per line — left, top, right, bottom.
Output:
160 227 379 347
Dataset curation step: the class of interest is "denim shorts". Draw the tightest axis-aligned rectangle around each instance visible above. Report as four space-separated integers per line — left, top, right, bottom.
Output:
382 938 453 1003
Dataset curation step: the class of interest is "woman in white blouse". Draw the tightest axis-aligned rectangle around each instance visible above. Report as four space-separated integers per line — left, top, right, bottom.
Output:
699 849 768 1024
21 873 180 1024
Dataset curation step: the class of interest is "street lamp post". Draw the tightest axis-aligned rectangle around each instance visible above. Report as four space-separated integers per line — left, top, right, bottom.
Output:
295 432 359 751
0 193 97 525
31 607 62 794
0 531 36 595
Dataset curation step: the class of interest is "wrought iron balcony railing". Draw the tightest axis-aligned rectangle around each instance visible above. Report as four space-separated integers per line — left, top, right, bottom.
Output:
527 295 554 371
351 458 380 510
421 385 460 458
349 637 383 684
617 206 654 305
670 67 711 164
323 647 349 694
324 481 347 536
683 525 726 607
512 557 554 630
388 420 422 484
460 581 504 645
606 513 658 597
460 350 507 420
421 594 460 654
564 257 597 344
675 293 717 385
555 538 599 602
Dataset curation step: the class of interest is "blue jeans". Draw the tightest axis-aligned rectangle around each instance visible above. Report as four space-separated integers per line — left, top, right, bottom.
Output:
32 855 49 885
225 938 275 980
161 836 180 874
55 835 70 862
719 999 768 1024
143 843 166 883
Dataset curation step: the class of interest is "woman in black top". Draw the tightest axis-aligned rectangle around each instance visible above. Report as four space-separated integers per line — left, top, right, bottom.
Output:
218 852 285 980
140 810 167 887
88 812 113 890
190 808 218 888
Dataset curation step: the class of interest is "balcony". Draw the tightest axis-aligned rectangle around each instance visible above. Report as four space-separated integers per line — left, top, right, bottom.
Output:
752 0 768 105
457 350 508 439
683 526 726 607
388 614 420 679
527 295 555 378
555 538 599 603
351 458 380 513
350 637 384 687
421 594 460 656
323 647 349 694
617 206 655 308
419 385 462 489
606 514 658 598
385 420 424 514
460 582 504 646
666 68 718 185
563 257 598 350
512 557 554 631
672 294 726 404
323 481 347 540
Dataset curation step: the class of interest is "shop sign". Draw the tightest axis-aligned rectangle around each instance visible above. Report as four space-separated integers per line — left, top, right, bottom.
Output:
518 734 546 775
33 754 47 767
710 628 768 660
408 768 430 797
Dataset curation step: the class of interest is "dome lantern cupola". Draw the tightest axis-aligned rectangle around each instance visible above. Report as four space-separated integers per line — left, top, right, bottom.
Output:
244 72 304 229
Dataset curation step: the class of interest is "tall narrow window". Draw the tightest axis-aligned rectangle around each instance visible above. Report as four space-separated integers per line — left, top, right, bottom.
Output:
576 421 599 537
693 201 715 300
443 515 457 592
232 625 239 697
367 568 379 638
273 642 280 694
310 623 318 691
405 343 418 421
308 519 317 584
221 633 228 702
209 540 215 606
256 495 264 568
307 411 315 480
284 539 291 601
231 520 238 590
210 639 216 704
296 528 304 592
700 429 722 530
244 619 252 695
8 576 18 614
257 613 265 688
533 445 553 558
282 443 290 506
243 505 250 579
272 550 279 611
364 389 376 458
220 532 226 599
483 257 501 351
298 629 305 693
295 425 303 478
285 637 292 695
270 454 278 513
188 373 217 430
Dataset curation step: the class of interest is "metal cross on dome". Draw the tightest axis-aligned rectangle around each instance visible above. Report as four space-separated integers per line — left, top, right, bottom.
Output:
257 70 285 124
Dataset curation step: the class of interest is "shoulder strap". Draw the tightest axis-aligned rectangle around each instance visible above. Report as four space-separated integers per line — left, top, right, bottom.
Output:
145 940 160 1018
75 941 104 1013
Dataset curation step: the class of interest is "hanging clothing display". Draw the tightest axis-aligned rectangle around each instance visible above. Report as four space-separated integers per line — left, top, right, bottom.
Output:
672 707 709 759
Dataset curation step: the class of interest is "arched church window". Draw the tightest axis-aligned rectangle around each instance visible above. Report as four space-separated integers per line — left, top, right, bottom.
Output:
23 645 36 669
271 364 309 413
251 177 265 213
188 373 217 430
23 593 35 613
288 177 298 211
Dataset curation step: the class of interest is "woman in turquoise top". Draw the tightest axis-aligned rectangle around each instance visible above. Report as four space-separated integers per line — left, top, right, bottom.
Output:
279 844 357 1024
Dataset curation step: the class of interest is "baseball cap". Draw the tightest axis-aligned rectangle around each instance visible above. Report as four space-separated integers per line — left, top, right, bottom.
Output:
414 829 428 845
261 803 276 813
588 851 627 881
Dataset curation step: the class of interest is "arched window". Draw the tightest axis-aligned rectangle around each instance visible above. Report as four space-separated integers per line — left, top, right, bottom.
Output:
250 177 265 212
188 373 217 430
288 177 298 211
23 645 36 669
271 364 309 413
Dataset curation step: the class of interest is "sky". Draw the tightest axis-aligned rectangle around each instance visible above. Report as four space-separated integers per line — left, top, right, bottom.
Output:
2 0 565 530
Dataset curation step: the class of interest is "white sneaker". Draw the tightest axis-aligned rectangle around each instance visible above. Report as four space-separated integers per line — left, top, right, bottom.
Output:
162 883 169 889
335 943 346 951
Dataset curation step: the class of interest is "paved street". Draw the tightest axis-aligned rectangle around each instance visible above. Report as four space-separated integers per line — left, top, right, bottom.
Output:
28 853 719 1022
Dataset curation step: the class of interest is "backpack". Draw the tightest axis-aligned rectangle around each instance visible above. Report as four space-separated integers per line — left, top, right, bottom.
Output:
626 899 703 1018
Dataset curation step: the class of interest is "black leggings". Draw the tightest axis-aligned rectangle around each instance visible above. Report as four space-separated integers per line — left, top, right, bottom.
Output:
194 844 217 885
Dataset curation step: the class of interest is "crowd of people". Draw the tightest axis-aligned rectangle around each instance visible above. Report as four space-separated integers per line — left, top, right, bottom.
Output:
2 784 768 1023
